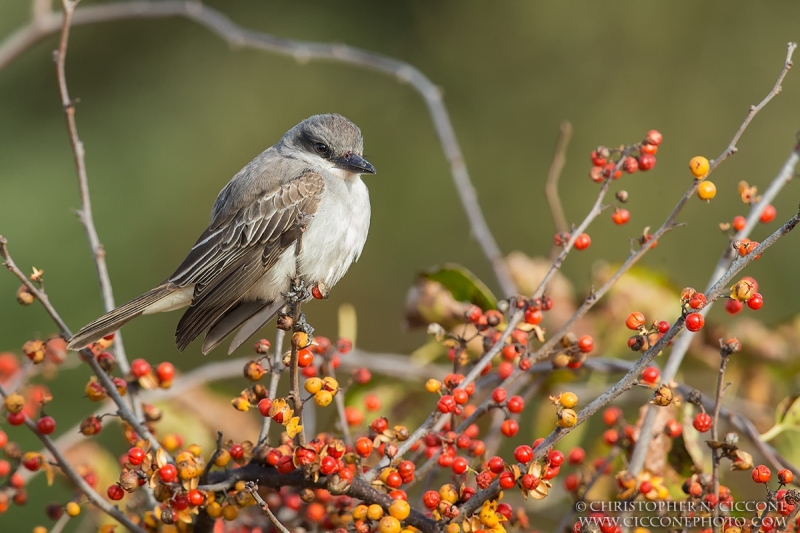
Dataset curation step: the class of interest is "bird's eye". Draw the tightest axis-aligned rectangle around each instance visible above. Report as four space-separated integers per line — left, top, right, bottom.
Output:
314 142 329 155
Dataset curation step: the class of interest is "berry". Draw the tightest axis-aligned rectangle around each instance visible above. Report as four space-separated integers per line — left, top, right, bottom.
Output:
507 395 524 413
107 484 124 501
665 419 682 438
603 406 622 426
685 313 705 332
7 411 24 426
452 457 469 475
230 444 244 460
37 416 55 435
732 215 746 231
523 308 542 325
625 312 646 330
603 429 619 445
156 362 175 382
488 456 505 474
638 154 656 171
645 130 663 146
577 335 594 353
612 209 630 226
257 398 272 416
641 143 658 155
574 233 591 251
501 419 519 437
760 205 777 224
565 474 580 492
752 465 771 484
297 348 314 367
498 471 516 489
560 392 578 409
641 366 660 385
388 499 410 521
693 412 712 433
557 409 577 428
639 480 653 494
548 450 565 467
591 150 607 167
437 395 456 413
747 293 763 310
355 437 373 457
778 469 794 485
492 388 507 404
159 464 177 483
657 320 670 334
568 447 585 464
187 489 205 506
622 156 639 173
725 298 743 315
130 358 150 378
514 445 533 463
697 181 717 200
689 156 710 178
422 491 440 509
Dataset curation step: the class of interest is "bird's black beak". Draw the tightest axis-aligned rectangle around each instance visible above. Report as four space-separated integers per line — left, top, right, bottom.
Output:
334 153 376 175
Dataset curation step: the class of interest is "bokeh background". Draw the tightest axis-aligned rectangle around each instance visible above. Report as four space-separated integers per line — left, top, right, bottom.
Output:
2 1 800 531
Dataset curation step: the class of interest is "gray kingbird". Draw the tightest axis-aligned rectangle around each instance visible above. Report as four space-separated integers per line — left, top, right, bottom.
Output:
67 114 376 354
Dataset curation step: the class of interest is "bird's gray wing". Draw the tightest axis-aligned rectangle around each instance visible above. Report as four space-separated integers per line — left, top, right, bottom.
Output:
171 170 324 350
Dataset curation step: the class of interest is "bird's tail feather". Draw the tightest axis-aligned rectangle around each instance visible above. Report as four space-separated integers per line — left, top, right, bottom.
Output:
67 284 177 351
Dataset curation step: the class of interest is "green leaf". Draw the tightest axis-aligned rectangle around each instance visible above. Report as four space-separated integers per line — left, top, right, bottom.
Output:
420 264 497 310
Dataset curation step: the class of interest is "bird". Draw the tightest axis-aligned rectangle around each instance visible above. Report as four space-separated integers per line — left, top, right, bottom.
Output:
67 114 376 355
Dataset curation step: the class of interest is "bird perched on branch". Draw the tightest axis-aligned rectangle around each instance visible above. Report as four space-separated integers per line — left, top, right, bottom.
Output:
68 114 376 354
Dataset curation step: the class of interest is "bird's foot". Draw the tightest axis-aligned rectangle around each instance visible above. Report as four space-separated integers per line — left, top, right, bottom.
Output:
295 312 314 337
284 277 311 304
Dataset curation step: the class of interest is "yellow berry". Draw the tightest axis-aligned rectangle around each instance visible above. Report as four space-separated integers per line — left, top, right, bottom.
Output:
379 516 402 533
322 376 339 393
314 390 333 407
65 502 81 517
353 504 369 520
697 181 717 200
367 503 384 521
389 499 411 520
222 504 239 521
304 377 323 394
214 449 231 468
439 484 459 504
206 501 222 518
730 279 756 301
425 379 441 393
689 156 710 178
187 444 202 457
33 527 47 533
292 331 310 349
557 408 578 428
560 392 578 409
446 524 462 533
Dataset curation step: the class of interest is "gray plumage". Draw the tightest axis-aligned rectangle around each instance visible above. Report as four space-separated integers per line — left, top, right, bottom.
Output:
67 114 375 354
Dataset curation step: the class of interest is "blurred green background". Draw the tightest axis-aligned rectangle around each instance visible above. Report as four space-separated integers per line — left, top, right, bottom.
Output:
2 0 800 530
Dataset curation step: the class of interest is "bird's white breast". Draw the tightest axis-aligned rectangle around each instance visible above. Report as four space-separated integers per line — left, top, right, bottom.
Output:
246 174 371 303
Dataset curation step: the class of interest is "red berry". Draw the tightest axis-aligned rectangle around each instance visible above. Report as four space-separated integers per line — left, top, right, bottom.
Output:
229 444 244 460
565 473 580 491
497 361 514 380
452 457 469 475
297 348 314 368
665 419 682 438
693 412 712 433
514 445 533 463
574 233 591 251
568 447 585 464
625 312 645 330
355 437 373 457
645 130 663 146
685 313 704 332
603 407 622 426
603 429 619 445
187 489 205 506
641 366 660 385
107 484 124 501
641 143 658 155
778 469 793 485
612 209 630 226
725 298 743 315
128 447 145 466
7 411 25 426
760 205 777 224
488 456 505 474
637 153 656 171
422 491 440 510
131 358 150 378
732 215 746 231
498 471 516 489
577 335 594 353
258 398 273 416
492 388 507 404
501 419 519 437
37 416 56 435
747 293 763 310
591 150 607 167
752 464 772 484
523 308 542 325
156 362 174 383
544 465 561 480
506 395 524 413
159 464 177 483
639 480 653 494
622 156 639 173
437 395 456 414
385 471 402 488
657 320 670 334
548 450 565 467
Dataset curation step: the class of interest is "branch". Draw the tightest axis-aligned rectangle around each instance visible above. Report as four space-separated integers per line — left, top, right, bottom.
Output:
545 121 573 236
245 481 290 533
0 381 147 533
0 0 516 297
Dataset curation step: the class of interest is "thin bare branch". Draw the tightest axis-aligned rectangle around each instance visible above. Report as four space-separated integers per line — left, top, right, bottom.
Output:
545 121 573 235
245 481 291 533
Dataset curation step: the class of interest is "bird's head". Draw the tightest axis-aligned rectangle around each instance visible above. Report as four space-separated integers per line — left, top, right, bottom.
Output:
281 114 376 177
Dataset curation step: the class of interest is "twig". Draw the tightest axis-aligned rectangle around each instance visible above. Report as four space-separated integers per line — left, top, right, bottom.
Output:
710 347 731 533
245 481 290 533
629 143 800 476
554 447 620 533
545 121 573 236
0 0 515 297
288 215 307 445
456 208 800 520
0 382 147 533
257 328 285 448
0 236 162 454
53 0 140 423
49 511 70 533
